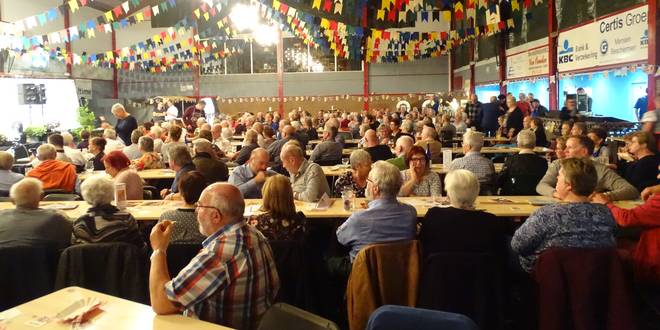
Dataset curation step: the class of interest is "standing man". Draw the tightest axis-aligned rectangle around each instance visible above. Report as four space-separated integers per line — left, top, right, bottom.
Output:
152 98 167 124
635 89 649 121
164 99 179 122
182 100 207 131
477 96 505 137
112 103 138 146
465 94 482 129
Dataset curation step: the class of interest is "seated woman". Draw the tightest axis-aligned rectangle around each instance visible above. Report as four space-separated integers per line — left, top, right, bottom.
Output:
398 145 442 197
497 129 548 195
511 158 616 272
158 171 206 244
588 127 614 167
618 131 660 192
88 137 106 171
593 166 660 284
132 136 163 170
420 170 511 258
246 174 305 241
334 149 372 198
72 175 144 246
103 150 144 200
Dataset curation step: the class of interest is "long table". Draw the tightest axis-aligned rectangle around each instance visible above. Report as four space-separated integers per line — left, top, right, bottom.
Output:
2 198 639 221
79 169 176 181
306 147 552 157
0 287 231 329
321 163 504 177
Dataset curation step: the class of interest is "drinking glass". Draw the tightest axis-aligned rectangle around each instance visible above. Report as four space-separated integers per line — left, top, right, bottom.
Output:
342 158 350 167
85 160 94 173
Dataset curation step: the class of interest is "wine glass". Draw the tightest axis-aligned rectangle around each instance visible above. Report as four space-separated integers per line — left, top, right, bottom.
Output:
85 160 94 174
341 158 349 167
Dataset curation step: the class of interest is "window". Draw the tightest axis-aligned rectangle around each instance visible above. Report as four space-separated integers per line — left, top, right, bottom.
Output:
309 45 334 72
252 42 277 73
284 37 308 72
225 39 251 74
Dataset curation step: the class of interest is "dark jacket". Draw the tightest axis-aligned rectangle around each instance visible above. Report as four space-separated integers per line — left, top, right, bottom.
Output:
477 102 504 132
534 127 549 147
234 143 259 166
71 204 145 247
497 153 548 195
505 107 524 136
193 152 228 184
116 115 138 146
365 145 394 162
92 152 105 171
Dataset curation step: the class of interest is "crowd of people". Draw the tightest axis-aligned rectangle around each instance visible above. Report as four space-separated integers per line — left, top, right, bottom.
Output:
1 93 659 329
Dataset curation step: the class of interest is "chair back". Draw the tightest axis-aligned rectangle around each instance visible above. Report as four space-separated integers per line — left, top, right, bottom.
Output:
0 190 9 197
55 242 149 303
314 159 341 166
43 193 81 201
0 196 11 202
269 239 310 308
534 248 637 330
417 252 504 330
166 243 202 277
0 244 61 310
346 240 420 330
366 305 479 330
258 303 339 330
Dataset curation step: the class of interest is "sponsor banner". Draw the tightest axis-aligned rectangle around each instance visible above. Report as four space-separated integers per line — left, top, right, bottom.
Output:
506 46 549 79
558 5 648 72
74 79 92 100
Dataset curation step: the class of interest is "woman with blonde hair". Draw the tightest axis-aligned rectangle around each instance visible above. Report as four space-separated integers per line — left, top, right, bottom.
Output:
246 174 305 241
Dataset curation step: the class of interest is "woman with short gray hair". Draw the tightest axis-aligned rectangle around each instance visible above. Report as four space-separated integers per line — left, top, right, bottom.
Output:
419 169 509 262
334 149 372 197
71 175 145 246
496 129 548 195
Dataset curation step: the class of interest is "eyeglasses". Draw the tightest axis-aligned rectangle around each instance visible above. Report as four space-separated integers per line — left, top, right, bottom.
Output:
410 157 426 163
194 203 222 214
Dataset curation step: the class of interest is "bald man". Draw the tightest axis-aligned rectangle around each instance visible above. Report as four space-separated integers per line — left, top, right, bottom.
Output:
387 135 414 170
228 148 276 198
363 129 394 162
281 144 330 202
415 126 443 164
192 139 228 184
149 183 279 329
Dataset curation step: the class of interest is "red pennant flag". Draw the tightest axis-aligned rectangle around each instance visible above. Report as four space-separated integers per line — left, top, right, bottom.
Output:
323 0 332 12
382 31 390 39
387 9 396 21
498 21 505 30
112 5 123 18
144 7 152 18
279 3 288 14
523 0 531 8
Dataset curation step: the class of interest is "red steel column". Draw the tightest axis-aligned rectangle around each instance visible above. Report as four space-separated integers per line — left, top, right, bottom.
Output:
548 0 558 110
363 60 369 111
498 34 506 95
192 27 200 99
469 40 475 95
648 0 657 110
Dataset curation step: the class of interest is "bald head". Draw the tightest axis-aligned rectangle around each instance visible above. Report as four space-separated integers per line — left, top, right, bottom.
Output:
10 178 43 209
282 125 295 138
193 138 214 154
201 183 245 225
422 126 438 140
395 135 414 157
248 147 269 173
364 129 378 147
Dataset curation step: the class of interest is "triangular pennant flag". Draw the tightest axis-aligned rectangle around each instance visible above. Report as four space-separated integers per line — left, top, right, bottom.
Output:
122 1 130 13
68 0 80 13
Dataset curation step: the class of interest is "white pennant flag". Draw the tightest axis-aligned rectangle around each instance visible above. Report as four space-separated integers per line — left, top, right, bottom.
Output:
104 23 112 33
152 5 160 16
122 1 130 13
50 31 61 44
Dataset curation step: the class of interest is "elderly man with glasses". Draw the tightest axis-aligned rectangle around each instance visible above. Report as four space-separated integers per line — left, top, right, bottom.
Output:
149 183 279 329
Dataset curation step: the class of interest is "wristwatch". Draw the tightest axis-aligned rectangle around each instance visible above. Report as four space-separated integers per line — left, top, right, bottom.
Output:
150 248 167 260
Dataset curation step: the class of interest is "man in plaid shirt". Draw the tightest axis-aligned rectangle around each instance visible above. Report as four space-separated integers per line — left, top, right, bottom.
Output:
447 130 496 194
149 183 279 329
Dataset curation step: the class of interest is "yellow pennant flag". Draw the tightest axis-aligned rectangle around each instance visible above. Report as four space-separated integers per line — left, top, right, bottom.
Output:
68 0 79 13
194 9 201 18
320 18 330 29
105 11 114 22
442 10 451 21
87 29 95 38
511 0 519 11
217 21 224 28
377 10 385 20
507 18 515 28
273 0 281 10
203 12 210 21
312 0 321 9
105 51 114 60
136 12 144 22
372 29 382 39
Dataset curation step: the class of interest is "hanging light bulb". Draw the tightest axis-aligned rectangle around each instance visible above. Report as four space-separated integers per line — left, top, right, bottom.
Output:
229 4 260 32
254 24 278 46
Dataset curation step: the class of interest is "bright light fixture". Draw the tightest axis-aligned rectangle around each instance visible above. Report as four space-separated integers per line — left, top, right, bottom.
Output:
229 4 260 32
254 24 278 46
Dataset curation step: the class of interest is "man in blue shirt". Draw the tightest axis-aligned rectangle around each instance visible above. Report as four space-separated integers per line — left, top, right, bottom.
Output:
635 89 649 121
336 160 417 262
228 148 275 198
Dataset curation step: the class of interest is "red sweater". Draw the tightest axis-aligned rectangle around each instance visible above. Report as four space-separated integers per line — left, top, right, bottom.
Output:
608 194 660 284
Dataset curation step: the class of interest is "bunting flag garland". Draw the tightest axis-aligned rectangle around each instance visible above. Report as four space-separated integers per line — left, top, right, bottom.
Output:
10 0 97 34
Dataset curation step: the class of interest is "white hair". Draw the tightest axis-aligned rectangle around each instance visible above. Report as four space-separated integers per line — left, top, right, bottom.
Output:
10 178 42 208
368 161 403 198
61 132 74 146
463 130 484 151
37 144 57 161
445 169 480 209
517 129 536 149
81 176 115 206
103 128 117 139
111 103 125 114
150 125 162 137
193 138 213 153
221 127 233 139
350 149 372 169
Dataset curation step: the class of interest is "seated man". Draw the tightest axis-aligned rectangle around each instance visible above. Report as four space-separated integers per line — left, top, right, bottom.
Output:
0 151 23 192
536 135 639 201
192 139 228 184
336 161 417 262
387 135 414 170
61 132 86 167
309 125 343 165
0 178 72 249
103 128 125 153
122 129 143 160
229 148 276 198
161 145 196 199
267 125 296 167
281 144 330 202
447 131 496 193
148 183 279 329
31 133 73 168
27 144 77 192
364 129 394 162
415 125 443 164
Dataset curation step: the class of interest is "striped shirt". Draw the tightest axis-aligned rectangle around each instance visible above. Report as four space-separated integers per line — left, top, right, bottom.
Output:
165 221 280 329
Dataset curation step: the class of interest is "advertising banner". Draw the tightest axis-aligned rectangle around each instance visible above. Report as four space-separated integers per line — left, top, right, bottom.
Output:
506 46 549 79
557 5 648 72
